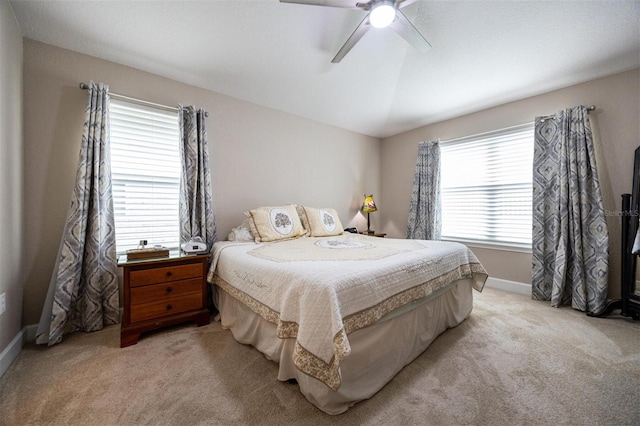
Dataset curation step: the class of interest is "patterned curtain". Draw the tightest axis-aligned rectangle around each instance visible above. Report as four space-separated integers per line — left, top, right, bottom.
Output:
532 105 609 314
407 140 441 240
36 82 119 345
178 106 216 251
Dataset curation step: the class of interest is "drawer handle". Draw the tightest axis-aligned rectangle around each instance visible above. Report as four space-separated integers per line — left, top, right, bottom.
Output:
166 286 173 293
166 271 173 277
166 304 173 311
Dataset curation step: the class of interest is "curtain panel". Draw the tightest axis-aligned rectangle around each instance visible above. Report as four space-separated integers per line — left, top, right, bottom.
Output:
407 140 441 240
532 105 609 314
36 81 120 345
178 106 217 251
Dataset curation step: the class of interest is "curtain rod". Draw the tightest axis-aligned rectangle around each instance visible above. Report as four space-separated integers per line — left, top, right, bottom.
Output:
439 104 597 145
79 82 209 117
539 105 596 121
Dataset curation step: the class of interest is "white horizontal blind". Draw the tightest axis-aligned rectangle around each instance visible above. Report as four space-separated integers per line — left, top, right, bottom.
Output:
440 123 534 249
109 99 181 255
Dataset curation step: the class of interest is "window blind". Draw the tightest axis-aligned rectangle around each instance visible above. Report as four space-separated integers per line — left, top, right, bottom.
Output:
110 99 181 255
440 123 534 249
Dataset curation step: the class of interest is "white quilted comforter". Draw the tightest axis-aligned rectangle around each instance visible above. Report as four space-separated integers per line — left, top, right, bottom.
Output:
207 234 487 390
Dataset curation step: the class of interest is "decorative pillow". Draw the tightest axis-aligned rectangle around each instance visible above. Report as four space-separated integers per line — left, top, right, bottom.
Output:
227 218 255 242
244 204 307 243
298 206 344 237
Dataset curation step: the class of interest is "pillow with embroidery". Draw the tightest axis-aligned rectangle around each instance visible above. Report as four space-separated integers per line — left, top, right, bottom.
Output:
298 206 344 237
244 204 307 243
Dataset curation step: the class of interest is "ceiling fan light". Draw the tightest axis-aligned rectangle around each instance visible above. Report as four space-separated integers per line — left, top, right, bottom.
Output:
369 1 396 28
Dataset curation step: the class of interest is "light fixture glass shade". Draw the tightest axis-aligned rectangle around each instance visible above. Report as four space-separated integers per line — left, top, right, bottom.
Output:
369 1 396 28
362 194 378 213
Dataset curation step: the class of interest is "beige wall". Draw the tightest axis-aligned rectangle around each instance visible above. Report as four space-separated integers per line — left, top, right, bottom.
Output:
22 39 381 325
18 37 639 329
381 68 640 298
0 1 24 353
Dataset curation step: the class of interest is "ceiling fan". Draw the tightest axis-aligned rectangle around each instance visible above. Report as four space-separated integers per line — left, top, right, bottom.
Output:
280 0 431 63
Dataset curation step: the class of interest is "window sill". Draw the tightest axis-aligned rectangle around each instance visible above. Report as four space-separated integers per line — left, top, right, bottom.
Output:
440 238 532 254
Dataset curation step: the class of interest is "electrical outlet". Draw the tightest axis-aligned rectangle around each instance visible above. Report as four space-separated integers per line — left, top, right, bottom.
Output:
0 293 5 315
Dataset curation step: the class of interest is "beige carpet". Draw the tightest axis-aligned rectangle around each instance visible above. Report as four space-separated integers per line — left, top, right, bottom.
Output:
1 287 639 426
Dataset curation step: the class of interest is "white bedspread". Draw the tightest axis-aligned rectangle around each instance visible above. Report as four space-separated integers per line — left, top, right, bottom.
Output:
207 234 487 390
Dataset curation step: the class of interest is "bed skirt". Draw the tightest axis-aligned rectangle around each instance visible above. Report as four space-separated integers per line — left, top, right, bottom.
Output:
214 278 474 415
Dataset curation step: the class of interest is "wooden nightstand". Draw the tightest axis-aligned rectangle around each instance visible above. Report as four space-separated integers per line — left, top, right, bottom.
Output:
119 254 211 347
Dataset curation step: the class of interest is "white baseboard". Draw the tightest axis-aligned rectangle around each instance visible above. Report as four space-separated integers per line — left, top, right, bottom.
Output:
0 330 25 379
0 324 38 379
485 277 531 296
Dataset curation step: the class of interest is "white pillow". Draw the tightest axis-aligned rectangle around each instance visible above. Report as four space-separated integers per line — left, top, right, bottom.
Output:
227 218 255 242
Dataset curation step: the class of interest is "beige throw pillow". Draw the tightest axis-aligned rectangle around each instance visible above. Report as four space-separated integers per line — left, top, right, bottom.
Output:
244 204 307 243
298 206 344 237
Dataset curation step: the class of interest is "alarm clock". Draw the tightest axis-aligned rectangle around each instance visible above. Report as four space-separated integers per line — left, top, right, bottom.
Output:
181 239 208 254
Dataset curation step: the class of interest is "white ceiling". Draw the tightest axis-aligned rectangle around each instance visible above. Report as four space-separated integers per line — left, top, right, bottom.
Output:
10 0 640 138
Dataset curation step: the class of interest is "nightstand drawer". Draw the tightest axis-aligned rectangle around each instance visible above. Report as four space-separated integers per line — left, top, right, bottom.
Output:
130 278 202 305
130 293 203 323
129 263 202 287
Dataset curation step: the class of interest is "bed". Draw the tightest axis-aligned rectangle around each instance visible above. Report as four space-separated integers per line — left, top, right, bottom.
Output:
207 205 487 414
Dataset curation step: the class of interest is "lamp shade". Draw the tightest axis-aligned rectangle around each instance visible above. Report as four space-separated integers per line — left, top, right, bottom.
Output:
362 194 377 213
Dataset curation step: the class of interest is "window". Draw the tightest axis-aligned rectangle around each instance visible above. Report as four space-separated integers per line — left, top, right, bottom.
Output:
440 123 534 250
109 99 181 255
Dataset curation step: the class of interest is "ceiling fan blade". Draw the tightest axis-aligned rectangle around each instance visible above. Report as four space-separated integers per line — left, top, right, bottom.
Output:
389 9 431 52
279 0 365 9
331 15 371 63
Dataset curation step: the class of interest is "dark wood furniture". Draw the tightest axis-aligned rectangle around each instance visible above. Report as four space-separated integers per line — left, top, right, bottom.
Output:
590 146 640 319
621 192 640 319
119 254 211 347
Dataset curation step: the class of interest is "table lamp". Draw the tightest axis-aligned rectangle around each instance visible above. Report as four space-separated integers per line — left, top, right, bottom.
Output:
361 194 377 235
